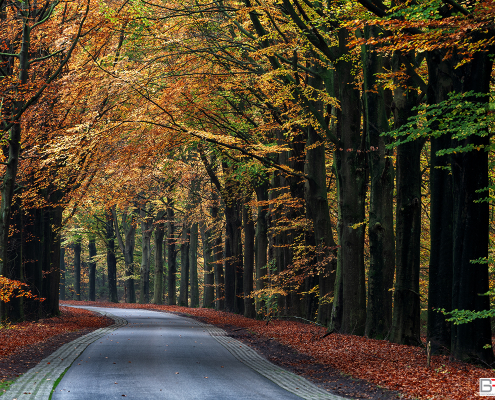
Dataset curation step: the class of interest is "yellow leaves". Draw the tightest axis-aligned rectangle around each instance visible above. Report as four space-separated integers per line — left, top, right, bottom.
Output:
349 220 367 230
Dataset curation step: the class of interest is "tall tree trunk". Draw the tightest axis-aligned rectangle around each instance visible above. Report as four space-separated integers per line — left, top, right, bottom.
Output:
243 203 256 318
179 223 190 307
139 207 153 304
60 246 66 301
167 200 177 305
450 52 494 364
74 238 82 301
201 222 215 308
0 44 25 317
124 221 136 304
198 149 226 310
224 199 241 313
113 208 136 303
389 52 424 346
255 182 268 315
331 28 367 335
189 222 199 308
304 71 338 325
44 206 62 317
2 200 23 321
88 238 96 302
153 211 165 304
305 124 337 325
106 209 118 303
22 208 43 319
235 202 244 316
0 123 22 320
426 50 454 353
211 202 224 311
362 26 395 339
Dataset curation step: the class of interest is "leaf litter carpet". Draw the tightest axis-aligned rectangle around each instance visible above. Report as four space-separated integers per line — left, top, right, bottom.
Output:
0 301 486 399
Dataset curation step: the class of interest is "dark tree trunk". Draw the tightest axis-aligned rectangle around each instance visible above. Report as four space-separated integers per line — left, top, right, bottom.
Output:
0 11 28 321
139 207 153 304
243 203 256 318
179 223 190 307
153 212 165 304
167 200 177 306
74 239 82 301
451 136 493 363
362 26 395 339
190 222 199 308
390 140 423 345
224 197 242 313
304 71 338 326
0 123 22 322
2 200 23 321
41 207 56 314
211 200 224 311
198 149 226 311
113 208 136 304
305 123 337 325
390 52 424 346
255 182 268 315
124 223 136 304
201 222 215 308
22 208 43 319
450 52 494 364
235 204 244 316
331 28 367 335
60 246 66 301
45 207 62 317
426 50 454 354
106 209 118 303
88 238 96 302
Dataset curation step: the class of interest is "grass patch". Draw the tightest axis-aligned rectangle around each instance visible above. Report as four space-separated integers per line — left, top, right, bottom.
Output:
0 379 16 396
49 366 70 400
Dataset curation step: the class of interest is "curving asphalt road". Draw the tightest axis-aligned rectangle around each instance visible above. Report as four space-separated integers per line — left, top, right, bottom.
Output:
53 307 305 400
5 306 343 400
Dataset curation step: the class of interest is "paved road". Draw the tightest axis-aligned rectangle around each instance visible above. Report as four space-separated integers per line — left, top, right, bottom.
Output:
50 307 330 400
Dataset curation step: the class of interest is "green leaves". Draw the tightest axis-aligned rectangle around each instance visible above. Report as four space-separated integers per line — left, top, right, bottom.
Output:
385 91 494 155
388 0 445 21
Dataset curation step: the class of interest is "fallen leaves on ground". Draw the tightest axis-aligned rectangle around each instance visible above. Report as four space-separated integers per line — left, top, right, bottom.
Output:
45 300 489 399
0 306 112 360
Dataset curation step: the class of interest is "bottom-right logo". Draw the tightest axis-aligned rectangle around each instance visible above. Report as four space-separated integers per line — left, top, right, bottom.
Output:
480 379 495 396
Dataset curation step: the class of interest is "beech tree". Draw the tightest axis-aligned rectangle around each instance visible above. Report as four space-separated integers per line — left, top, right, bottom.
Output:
0 0 90 321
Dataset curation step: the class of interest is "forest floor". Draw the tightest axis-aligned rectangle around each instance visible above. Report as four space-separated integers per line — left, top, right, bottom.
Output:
0 301 488 399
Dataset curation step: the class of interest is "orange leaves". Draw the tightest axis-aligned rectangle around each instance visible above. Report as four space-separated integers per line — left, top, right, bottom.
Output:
0 276 44 303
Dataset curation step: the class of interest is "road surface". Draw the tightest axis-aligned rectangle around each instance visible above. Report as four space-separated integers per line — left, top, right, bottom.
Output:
51 307 314 400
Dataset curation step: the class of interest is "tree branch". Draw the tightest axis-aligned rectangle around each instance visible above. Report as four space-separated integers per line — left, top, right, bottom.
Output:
442 0 470 16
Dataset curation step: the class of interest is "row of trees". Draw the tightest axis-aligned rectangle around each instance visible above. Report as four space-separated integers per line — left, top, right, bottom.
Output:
0 0 494 366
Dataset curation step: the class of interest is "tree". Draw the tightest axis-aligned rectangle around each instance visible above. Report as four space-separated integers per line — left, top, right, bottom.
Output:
153 210 166 305
88 237 97 301
0 0 90 321
113 207 137 303
106 208 118 303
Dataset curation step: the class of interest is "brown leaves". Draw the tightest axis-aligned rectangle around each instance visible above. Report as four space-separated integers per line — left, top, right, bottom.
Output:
0 306 112 360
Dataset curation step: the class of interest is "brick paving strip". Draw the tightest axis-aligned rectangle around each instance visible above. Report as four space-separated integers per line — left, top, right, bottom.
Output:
4 308 344 400
2 310 128 400
189 318 344 400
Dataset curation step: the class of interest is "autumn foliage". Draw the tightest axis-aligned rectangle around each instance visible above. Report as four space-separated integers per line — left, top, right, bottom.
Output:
0 277 44 304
